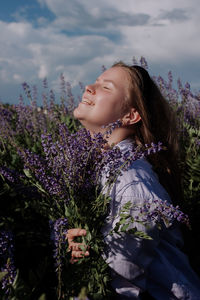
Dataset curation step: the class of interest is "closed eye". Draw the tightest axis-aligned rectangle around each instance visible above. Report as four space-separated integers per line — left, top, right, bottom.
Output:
103 86 110 90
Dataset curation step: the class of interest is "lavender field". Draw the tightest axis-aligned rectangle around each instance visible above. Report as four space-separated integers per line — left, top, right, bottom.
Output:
0 63 200 299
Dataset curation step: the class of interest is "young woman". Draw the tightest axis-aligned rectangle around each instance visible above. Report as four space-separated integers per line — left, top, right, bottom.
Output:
67 62 200 299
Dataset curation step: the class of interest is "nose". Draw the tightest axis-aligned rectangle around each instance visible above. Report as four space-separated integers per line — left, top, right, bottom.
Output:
86 84 95 94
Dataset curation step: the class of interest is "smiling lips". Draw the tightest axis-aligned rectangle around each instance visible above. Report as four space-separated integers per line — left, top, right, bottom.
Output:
81 98 94 105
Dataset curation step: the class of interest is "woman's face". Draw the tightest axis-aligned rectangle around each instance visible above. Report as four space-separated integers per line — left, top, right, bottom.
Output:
73 67 130 132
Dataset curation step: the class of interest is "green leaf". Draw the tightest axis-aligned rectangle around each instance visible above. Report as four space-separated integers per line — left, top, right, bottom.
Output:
38 294 46 300
119 218 127 225
86 231 92 242
129 229 152 240
0 271 7 281
121 201 132 210
23 168 32 178
79 244 87 252
34 182 48 194
120 223 129 232
113 222 120 232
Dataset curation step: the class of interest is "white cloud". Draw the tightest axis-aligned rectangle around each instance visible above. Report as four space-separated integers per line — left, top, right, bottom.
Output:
120 17 200 64
38 64 48 79
34 0 200 63
0 17 115 96
0 0 200 103
13 74 23 82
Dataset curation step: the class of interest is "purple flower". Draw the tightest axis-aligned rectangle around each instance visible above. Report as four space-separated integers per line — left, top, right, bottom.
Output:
140 56 148 70
49 218 68 274
0 166 24 183
79 81 85 92
66 82 75 112
101 119 122 137
196 139 200 147
43 78 48 89
32 85 38 103
140 199 190 228
60 73 66 97
0 230 16 295
101 65 107 73
22 82 32 101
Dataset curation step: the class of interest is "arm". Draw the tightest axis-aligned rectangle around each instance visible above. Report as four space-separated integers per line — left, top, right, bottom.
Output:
103 195 160 275
101 159 170 297
102 192 161 298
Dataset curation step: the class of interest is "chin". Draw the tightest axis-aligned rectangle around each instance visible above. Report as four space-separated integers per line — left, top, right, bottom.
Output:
73 108 77 118
73 107 81 119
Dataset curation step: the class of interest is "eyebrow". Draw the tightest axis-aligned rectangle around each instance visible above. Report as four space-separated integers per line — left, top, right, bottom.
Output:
96 78 116 86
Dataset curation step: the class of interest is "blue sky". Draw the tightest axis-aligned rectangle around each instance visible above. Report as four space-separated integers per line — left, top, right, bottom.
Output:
0 0 200 105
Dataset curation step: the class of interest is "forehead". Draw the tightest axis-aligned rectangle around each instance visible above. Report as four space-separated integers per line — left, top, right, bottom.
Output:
97 67 130 88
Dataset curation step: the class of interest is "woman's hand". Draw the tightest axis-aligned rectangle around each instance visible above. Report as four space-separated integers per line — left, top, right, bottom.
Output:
66 228 89 263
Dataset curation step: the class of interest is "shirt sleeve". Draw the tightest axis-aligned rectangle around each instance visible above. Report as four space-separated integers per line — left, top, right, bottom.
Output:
103 195 160 280
101 159 172 297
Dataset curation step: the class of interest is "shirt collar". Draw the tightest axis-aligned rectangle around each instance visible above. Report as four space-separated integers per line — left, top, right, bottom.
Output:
115 138 135 153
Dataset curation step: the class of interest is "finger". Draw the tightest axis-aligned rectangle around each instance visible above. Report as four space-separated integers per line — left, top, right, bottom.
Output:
69 242 87 251
68 242 83 251
71 250 89 258
67 228 87 237
70 257 79 264
66 228 86 242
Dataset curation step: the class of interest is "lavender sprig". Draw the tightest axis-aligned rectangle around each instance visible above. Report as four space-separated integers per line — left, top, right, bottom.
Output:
0 230 16 295
49 218 68 274
0 166 24 183
101 119 122 137
49 218 68 298
139 199 190 228
110 198 190 240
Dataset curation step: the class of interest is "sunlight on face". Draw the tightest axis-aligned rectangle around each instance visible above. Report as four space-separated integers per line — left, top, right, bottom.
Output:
73 67 130 132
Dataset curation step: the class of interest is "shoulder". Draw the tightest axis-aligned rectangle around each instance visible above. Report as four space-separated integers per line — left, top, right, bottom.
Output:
114 158 171 202
124 157 155 180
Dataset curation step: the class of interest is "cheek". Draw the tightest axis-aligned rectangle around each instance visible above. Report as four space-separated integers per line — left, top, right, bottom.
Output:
101 102 124 121
112 96 128 117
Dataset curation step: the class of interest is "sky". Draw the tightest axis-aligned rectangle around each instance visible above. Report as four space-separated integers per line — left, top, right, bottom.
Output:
0 0 200 105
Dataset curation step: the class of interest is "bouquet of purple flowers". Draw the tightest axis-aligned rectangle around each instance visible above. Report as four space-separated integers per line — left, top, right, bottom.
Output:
16 122 146 299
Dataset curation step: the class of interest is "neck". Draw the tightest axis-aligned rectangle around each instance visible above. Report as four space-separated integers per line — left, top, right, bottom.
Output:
90 126 134 146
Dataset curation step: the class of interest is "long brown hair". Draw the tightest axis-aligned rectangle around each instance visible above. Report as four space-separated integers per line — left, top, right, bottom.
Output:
112 61 181 204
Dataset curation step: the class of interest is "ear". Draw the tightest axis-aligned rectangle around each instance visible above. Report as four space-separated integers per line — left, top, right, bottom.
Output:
122 108 141 126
